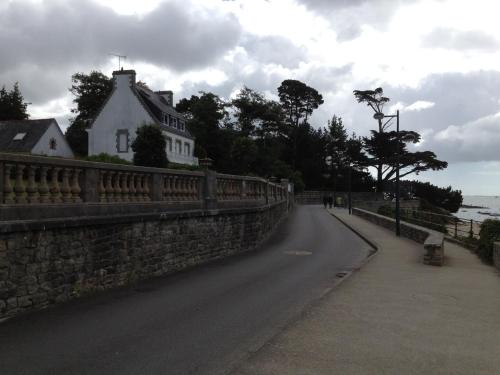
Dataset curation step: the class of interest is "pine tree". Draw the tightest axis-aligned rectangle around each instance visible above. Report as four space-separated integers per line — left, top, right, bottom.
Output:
0 83 29 121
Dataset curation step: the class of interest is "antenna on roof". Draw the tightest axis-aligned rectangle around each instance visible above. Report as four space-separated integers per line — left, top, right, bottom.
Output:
109 53 127 70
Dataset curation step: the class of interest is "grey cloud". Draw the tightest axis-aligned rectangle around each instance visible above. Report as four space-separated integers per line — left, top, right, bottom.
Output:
298 0 420 41
0 0 241 104
242 35 306 68
422 28 500 51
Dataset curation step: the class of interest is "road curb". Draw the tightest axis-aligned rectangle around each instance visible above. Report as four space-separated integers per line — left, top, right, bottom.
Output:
328 209 379 259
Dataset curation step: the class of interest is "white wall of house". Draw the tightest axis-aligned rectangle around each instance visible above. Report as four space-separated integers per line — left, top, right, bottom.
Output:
32 122 74 158
88 73 153 161
164 132 196 165
88 71 197 165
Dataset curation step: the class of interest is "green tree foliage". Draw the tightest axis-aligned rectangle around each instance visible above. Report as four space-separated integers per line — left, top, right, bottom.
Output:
0 82 29 121
354 87 448 191
411 181 463 213
83 153 131 165
278 79 324 168
175 83 373 191
478 219 500 264
66 71 113 156
131 124 168 168
176 92 228 165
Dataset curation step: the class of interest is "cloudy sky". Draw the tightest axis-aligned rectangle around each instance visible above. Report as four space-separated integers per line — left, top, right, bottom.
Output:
2 0 500 195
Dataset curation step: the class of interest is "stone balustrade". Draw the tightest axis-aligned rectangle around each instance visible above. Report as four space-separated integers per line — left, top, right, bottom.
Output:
0 153 289 222
215 174 273 202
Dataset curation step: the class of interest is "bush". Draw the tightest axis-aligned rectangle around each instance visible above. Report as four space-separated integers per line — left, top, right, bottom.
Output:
477 219 500 263
168 162 202 171
411 181 463 213
83 153 131 165
131 124 168 168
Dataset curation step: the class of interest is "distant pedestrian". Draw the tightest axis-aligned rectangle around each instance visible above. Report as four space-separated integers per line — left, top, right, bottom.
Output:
328 195 333 209
323 195 328 209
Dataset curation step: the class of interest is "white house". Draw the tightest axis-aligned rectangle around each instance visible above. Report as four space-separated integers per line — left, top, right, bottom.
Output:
0 118 74 158
87 69 197 165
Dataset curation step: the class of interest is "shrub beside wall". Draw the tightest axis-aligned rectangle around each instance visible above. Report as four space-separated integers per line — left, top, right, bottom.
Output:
478 219 500 264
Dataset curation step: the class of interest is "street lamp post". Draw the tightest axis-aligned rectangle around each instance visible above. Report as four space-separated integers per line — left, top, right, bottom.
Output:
348 162 352 214
374 110 401 236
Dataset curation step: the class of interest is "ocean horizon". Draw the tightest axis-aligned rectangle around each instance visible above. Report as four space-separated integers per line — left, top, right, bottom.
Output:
456 195 500 222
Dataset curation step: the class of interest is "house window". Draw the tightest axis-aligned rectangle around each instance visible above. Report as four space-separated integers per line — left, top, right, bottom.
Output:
13 133 26 141
173 117 178 129
184 142 190 156
116 129 129 153
180 121 185 131
162 113 169 125
49 138 57 150
166 137 172 152
175 140 181 154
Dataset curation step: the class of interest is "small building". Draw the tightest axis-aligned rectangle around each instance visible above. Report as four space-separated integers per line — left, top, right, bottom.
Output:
87 69 197 165
0 118 74 158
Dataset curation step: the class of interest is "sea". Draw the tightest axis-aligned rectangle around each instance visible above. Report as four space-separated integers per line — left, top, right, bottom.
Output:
456 196 500 222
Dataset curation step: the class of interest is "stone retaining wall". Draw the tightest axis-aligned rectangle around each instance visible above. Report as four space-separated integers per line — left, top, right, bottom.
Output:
352 208 444 266
494 242 500 271
0 202 288 320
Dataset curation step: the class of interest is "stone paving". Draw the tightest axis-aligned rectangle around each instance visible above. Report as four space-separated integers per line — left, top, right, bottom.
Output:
233 207 500 375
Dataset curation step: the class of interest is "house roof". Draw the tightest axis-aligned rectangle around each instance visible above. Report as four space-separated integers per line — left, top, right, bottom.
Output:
134 85 194 139
0 119 54 152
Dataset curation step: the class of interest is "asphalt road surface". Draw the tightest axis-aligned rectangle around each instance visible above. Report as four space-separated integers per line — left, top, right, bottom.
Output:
0 205 371 375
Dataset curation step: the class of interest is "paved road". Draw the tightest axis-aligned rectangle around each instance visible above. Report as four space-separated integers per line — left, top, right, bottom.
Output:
0 205 371 375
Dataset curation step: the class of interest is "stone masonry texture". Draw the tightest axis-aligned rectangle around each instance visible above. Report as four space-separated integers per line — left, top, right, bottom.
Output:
0 203 287 320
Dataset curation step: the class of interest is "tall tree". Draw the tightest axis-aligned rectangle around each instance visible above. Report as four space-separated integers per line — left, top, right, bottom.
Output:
0 82 29 121
278 80 324 168
176 92 230 168
354 87 447 191
66 71 113 156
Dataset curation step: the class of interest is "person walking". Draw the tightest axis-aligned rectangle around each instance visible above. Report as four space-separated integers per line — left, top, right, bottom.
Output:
328 194 333 209
323 194 328 209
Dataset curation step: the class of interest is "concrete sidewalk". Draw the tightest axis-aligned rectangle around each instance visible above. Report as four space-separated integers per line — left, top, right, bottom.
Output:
233 208 500 375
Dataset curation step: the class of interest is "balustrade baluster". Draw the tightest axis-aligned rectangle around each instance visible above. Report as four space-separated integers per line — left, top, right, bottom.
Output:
173 176 179 201
191 177 198 200
25 165 38 204
181 177 187 200
71 169 82 203
98 171 107 202
3 164 14 204
142 175 150 201
121 173 129 202
105 171 115 202
38 166 50 203
133 174 142 201
176 176 183 200
49 167 62 203
129 173 137 202
164 175 171 201
114 172 122 202
13 164 27 204
61 168 72 203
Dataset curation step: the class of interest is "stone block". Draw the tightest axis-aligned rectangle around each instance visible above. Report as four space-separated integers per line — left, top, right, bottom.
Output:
18 296 32 308
7 297 17 310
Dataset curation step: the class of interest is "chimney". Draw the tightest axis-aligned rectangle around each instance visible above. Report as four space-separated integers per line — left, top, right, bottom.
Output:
112 69 136 89
156 90 173 106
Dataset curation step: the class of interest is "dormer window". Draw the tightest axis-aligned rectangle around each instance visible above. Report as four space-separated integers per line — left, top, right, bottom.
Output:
13 133 26 141
162 113 169 125
172 117 178 128
179 121 185 132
